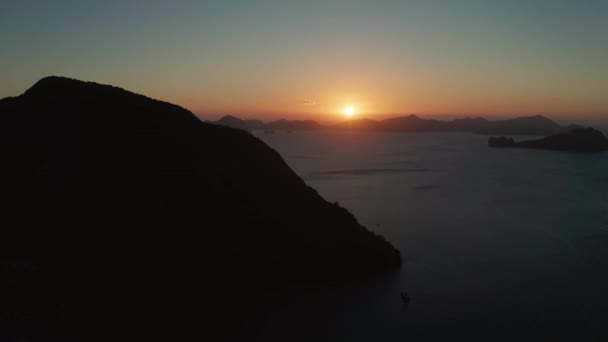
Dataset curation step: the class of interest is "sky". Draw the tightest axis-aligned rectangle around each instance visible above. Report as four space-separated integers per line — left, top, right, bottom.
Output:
1 0 607 122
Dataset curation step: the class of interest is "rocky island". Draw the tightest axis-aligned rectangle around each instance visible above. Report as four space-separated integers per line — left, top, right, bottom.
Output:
0 77 400 341
488 127 608 152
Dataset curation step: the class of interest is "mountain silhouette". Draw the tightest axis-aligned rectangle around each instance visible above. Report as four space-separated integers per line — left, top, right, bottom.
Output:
215 113 568 136
215 114 249 129
474 114 562 135
213 116 322 131
215 114 265 130
266 118 322 130
334 114 563 135
0 76 400 341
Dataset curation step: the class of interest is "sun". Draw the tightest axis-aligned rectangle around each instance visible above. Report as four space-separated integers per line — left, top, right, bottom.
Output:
343 105 355 118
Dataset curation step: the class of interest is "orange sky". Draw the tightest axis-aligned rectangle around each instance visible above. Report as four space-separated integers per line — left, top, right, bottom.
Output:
1 1 607 124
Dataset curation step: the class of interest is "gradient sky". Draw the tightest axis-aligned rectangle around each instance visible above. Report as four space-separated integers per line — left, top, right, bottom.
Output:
1 0 607 122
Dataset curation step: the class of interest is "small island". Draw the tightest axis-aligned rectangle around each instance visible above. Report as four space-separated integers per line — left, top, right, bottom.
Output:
489 127 608 152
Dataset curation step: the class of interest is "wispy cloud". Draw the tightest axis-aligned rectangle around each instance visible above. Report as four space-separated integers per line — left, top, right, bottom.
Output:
301 100 320 106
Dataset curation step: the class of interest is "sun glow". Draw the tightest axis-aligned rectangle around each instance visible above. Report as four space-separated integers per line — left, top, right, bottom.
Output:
343 105 355 118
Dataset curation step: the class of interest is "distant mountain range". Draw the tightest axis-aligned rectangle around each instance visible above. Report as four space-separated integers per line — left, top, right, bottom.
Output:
213 115 322 131
214 114 577 136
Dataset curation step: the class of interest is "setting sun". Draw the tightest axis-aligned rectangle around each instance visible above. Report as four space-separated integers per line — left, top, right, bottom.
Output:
343 106 355 118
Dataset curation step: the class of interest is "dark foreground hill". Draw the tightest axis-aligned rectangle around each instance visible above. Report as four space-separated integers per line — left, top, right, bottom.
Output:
488 127 608 152
0 77 400 341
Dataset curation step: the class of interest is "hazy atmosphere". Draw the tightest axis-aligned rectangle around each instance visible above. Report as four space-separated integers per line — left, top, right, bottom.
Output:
2 0 607 122
2 1 608 341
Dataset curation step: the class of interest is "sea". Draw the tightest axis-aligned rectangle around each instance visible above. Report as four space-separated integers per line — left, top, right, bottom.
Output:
250 130 608 341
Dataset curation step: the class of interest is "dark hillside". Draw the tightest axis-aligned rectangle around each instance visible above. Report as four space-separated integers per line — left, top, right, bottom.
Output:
0 77 400 341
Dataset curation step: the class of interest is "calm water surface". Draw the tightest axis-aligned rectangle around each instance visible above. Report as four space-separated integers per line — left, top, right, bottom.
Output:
252 131 608 341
